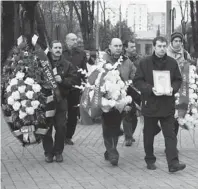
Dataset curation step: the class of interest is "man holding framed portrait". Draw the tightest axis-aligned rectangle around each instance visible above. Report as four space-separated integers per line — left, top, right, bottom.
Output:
133 36 186 173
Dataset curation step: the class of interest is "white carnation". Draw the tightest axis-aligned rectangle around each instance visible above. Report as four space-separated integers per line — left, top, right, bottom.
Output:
16 72 25 80
24 51 29 57
24 78 34 86
26 107 35 115
19 110 27 119
12 91 20 100
18 85 26 93
6 85 11 93
10 78 18 86
12 101 21 111
7 96 15 105
32 84 41 93
31 100 40 109
192 108 198 114
21 100 27 107
26 91 34 99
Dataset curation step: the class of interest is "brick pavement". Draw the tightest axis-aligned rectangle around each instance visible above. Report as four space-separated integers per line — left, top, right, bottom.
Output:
1 115 198 189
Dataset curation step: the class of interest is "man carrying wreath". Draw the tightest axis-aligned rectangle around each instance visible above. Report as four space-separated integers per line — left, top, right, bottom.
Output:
133 36 186 173
43 40 79 163
101 38 136 166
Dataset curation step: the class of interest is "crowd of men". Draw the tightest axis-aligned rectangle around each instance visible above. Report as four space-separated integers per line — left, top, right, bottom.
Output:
43 31 197 173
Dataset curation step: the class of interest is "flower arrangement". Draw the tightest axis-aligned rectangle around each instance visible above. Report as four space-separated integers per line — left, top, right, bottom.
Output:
2 38 55 145
80 55 132 118
175 65 198 130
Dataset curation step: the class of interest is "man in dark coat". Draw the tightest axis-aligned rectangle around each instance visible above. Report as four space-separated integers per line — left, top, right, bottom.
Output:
43 40 79 163
133 36 186 173
62 33 87 145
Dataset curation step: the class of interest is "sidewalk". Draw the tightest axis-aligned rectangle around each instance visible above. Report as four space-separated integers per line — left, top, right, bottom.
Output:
1 116 198 189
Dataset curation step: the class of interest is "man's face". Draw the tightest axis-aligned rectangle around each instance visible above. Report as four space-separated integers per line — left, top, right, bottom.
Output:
86 52 90 60
66 34 77 49
51 42 62 58
125 42 136 56
172 37 182 49
154 40 167 57
109 39 123 56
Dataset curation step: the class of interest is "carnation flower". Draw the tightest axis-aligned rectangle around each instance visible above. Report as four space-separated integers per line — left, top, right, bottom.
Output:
10 78 18 86
26 91 34 99
18 85 26 93
105 63 113 70
24 78 34 86
12 91 20 100
19 110 27 119
6 85 11 93
16 71 25 80
24 51 29 57
26 107 35 115
21 100 27 107
12 101 21 111
7 96 15 105
31 100 40 109
32 84 41 93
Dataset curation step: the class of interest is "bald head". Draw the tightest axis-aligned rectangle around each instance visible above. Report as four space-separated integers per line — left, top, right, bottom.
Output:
65 33 78 49
109 38 123 56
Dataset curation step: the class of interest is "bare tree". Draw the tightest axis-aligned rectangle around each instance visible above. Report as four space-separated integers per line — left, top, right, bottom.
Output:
177 0 189 49
72 1 95 49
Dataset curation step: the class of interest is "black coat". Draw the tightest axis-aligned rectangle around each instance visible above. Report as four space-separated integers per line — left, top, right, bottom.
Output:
48 53 80 97
133 53 182 117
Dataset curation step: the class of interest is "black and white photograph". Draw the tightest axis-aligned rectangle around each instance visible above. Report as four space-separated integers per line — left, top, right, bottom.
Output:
1 0 198 189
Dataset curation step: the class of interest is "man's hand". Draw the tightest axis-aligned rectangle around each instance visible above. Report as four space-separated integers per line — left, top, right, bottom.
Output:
152 87 164 96
55 75 62 83
164 87 173 96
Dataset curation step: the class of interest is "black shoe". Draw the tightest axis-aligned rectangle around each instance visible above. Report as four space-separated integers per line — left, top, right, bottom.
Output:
45 155 53 163
125 139 133 146
109 149 119 166
55 154 63 162
65 138 74 145
147 163 157 170
169 163 186 173
104 151 109 160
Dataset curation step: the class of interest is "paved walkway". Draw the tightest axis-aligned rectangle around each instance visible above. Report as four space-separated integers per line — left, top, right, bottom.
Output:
1 115 198 189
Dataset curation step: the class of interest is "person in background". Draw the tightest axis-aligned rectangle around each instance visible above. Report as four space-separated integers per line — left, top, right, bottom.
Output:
133 36 186 173
122 40 142 146
62 33 87 145
43 40 79 163
85 50 96 75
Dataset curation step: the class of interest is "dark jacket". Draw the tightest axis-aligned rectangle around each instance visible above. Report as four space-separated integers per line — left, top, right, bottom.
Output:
48 53 80 97
128 53 143 68
133 53 182 117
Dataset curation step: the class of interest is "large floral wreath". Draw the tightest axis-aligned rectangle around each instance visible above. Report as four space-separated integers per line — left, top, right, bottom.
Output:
1 36 57 146
175 64 198 130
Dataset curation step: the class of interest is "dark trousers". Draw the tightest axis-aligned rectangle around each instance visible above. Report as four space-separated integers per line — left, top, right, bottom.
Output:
144 115 179 166
102 109 123 138
155 118 179 136
123 101 138 139
65 90 80 139
42 99 67 156
123 112 137 140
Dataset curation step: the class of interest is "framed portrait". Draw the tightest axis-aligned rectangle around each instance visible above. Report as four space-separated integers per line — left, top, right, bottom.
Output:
153 70 171 94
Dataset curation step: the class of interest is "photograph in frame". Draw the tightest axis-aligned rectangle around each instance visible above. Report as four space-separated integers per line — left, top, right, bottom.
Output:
153 70 171 94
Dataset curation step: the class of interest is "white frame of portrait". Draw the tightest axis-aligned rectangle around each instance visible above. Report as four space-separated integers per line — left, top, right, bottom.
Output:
153 70 171 94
